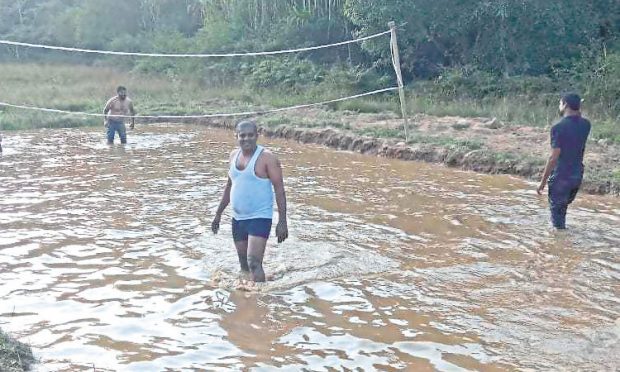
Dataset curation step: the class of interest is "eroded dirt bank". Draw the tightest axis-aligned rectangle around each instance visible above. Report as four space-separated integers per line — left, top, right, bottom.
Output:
197 111 619 196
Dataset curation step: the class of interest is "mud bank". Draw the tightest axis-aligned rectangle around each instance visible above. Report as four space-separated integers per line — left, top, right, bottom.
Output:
264 126 542 175
199 117 619 196
262 126 619 195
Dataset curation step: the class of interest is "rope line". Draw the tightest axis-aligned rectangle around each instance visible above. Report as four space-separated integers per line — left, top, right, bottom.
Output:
0 30 391 58
0 87 398 119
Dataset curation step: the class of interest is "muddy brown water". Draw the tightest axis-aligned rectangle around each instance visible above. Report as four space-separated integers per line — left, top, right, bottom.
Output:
0 124 618 371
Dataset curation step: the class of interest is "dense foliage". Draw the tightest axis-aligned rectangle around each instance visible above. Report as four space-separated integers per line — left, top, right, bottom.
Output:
0 0 618 114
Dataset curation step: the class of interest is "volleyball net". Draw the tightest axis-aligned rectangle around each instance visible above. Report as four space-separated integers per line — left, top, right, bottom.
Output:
0 26 407 123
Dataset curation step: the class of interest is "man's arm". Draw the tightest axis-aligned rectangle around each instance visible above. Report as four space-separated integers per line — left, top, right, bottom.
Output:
537 147 561 195
215 177 232 215
211 176 232 234
129 100 136 129
267 154 288 243
103 97 114 126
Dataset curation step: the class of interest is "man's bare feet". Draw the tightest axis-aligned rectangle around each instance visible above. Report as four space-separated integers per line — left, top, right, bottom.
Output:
236 279 262 292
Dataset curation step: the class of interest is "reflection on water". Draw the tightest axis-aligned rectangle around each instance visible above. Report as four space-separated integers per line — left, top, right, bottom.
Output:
0 125 619 371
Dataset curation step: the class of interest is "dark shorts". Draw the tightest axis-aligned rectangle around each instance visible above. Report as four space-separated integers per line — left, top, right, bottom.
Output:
232 218 272 242
107 120 127 144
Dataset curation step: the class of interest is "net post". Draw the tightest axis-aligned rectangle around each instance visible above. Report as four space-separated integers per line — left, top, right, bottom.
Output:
388 21 410 142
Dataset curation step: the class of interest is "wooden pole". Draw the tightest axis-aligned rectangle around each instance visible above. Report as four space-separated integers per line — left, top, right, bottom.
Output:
388 21 410 142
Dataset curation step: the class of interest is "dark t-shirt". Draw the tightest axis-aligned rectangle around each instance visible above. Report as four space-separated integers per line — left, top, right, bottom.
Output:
550 115 591 180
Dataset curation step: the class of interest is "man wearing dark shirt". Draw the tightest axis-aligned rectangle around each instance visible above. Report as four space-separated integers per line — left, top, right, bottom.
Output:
537 93 591 229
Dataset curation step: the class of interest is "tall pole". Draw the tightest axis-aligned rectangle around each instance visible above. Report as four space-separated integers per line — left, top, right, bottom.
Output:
388 21 410 142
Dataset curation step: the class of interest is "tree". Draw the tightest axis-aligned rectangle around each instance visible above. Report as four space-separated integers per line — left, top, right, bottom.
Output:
344 0 618 78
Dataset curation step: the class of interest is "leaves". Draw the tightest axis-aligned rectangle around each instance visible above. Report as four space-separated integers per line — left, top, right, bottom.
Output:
0 0 617 92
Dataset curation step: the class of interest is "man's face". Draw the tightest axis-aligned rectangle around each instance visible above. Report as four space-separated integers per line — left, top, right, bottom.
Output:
558 99 566 117
118 89 127 100
236 126 258 151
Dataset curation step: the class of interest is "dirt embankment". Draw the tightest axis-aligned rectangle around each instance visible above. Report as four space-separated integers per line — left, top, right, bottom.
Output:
262 125 543 175
199 110 620 196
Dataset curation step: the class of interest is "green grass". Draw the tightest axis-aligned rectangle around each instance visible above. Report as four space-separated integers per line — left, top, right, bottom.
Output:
332 98 399 114
408 94 556 127
407 92 619 143
261 114 354 130
359 127 404 139
262 116 292 127
1 63 618 146
0 328 35 372
613 169 620 184
492 151 545 166
590 119 620 144
405 133 484 151
0 63 283 129
0 63 398 130
351 125 486 150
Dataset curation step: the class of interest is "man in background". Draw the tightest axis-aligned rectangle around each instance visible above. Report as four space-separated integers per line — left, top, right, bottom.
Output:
103 86 135 144
537 93 591 230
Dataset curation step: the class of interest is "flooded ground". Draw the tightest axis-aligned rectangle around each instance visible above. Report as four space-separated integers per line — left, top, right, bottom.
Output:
0 124 618 371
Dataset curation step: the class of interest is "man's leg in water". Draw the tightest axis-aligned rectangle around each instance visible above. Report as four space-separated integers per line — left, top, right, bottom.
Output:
234 240 250 274
232 219 250 274
247 235 268 282
548 177 581 229
106 122 116 144
118 123 127 144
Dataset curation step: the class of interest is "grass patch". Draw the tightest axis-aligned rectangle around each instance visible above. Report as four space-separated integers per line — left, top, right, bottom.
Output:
0 64 288 129
261 113 353 131
263 116 292 127
612 169 620 184
408 92 620 144
0 328 36 372
590 119 620 144
0 63 398 130
359 127 404 139
491 151 545 166
324 121 352 130
0 112 98 130
451 122 471 130
409 94 556 127
343 127 487 150
332 98 400 114
406 133 484 151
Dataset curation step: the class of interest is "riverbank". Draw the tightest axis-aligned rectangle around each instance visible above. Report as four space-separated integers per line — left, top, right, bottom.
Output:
0 328 35 372
198 108 620 196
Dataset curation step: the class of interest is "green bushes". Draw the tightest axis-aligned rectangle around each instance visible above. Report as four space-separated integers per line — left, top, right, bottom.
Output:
421 68 558 100
244 58 324 88
578 52 620 119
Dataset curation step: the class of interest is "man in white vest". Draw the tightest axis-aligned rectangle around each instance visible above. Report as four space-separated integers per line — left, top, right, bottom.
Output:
212 120 289 283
